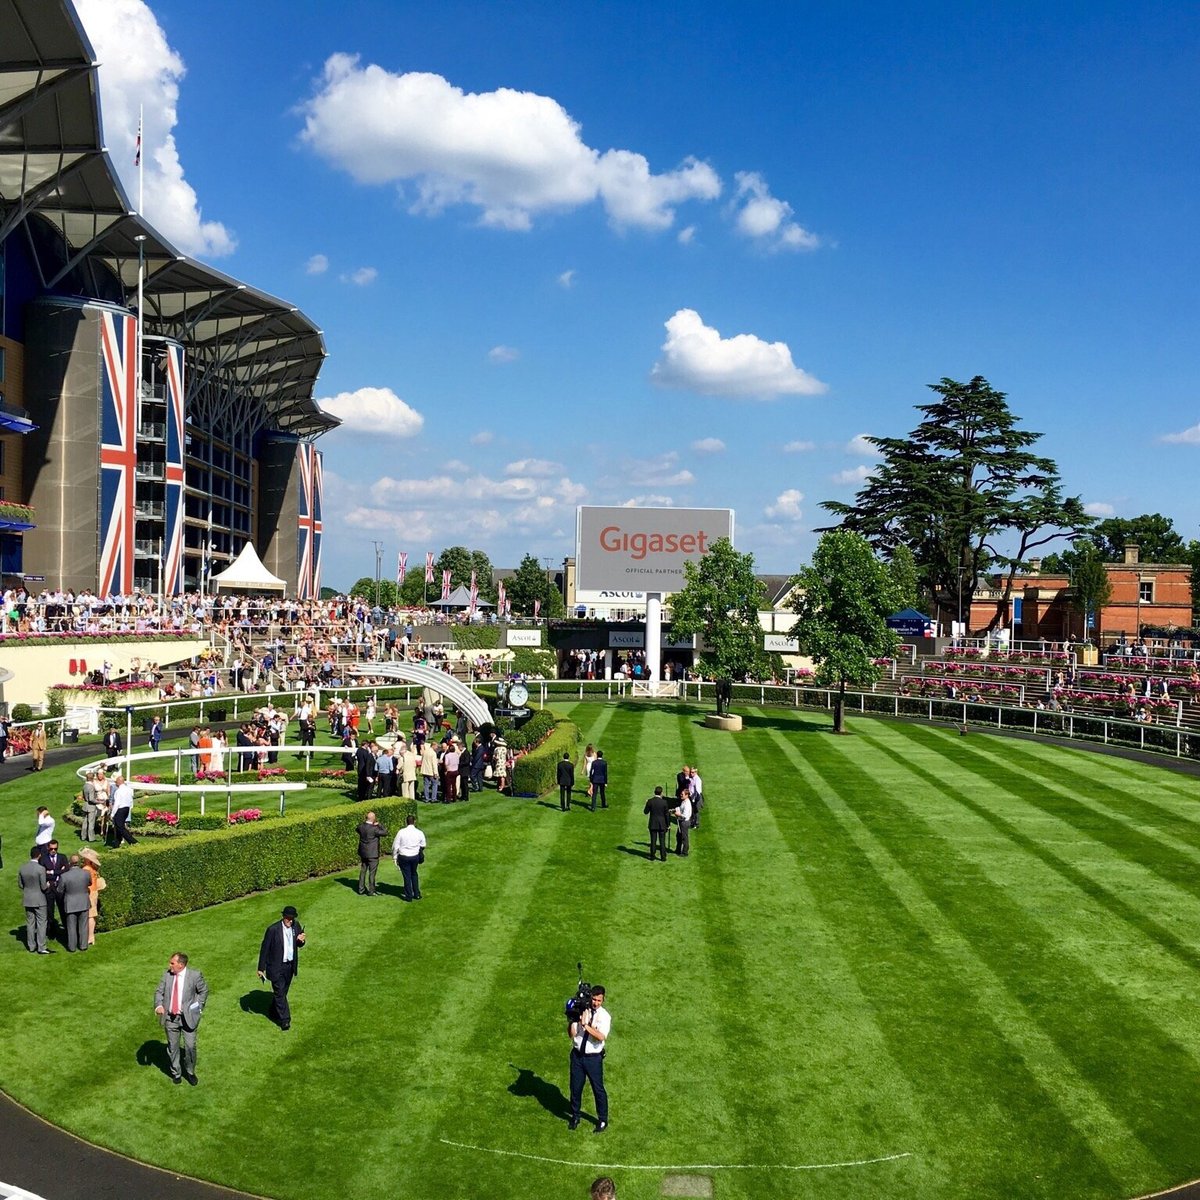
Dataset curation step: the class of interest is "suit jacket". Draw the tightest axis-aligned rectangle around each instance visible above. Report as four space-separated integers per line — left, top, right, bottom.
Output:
38 850 69 890
58 866 91 914
17 861 48 908
644 794 671 832
556 759 575 788
155 967 209 1032
355 745 375 778
103 731 122 756
589 759 608 785
258 919 304 980
357 820 389 861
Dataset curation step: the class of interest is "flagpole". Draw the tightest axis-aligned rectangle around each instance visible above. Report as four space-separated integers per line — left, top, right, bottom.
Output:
135 108 145 437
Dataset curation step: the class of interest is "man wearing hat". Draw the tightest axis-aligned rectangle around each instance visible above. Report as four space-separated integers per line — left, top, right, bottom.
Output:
257 905 306 1030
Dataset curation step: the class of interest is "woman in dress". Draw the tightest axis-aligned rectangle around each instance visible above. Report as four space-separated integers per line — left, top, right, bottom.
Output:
80 848 104 947
211 730 226 775
582 743 597 802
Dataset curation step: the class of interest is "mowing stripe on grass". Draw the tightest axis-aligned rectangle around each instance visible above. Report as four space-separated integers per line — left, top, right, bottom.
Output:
761 721 1145 1197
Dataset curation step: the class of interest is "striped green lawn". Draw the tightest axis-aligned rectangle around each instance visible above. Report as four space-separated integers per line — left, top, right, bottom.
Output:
2 704 1200 1199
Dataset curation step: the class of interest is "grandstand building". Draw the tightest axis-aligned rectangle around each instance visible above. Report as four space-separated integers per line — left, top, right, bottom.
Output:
0 0 336 598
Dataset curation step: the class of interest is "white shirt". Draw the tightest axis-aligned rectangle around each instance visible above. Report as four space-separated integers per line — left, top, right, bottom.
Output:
282 923 295 962
35 814 55 845
112 782 134 814
676 795 693 823
393 825 427 859
689 772 703 799
573 1003 611 1055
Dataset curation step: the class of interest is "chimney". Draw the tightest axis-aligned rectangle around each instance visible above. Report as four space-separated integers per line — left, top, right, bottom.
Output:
1028 557 1042 576
1124 544 1140 565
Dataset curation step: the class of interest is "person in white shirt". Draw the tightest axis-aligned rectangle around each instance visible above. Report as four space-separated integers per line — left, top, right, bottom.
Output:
392 814 427 901
35 807 55 846
673 791 692 858
568 985 610 1133
687 767 704 830
110 775 136 846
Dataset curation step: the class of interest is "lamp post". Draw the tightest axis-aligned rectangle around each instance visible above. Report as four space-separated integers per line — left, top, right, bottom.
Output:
373 541 383 607
956 566 970 639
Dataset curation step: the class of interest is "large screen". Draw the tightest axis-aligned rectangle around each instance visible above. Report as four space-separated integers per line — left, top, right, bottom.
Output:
576 506 734 593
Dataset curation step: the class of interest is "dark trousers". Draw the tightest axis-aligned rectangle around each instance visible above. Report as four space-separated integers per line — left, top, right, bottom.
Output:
268 962 296 1027
649 829 667 861
444 771 458 802
560 786 572 811
675 820 690 857
359 856 379 894
356 773 371 801
398 856 421 900
112 809 136 845
377 773 395 797
592 783 606 810
569 1050 608 1123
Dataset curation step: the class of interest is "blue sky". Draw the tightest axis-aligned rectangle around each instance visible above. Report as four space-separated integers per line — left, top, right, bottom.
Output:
76 1 1200 588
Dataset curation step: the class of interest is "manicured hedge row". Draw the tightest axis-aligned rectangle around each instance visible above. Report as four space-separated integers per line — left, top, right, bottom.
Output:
502 708 556 751
511 718 580 797
95 796 416 930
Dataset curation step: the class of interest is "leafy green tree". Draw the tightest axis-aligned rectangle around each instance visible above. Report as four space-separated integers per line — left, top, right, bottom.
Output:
1188 540 1200 625
1067 543 1112 641
1087 514 1187 564
507 554 558 616
668 538 767 711
399 567 429 606
348 577 399 607
887 544 920 611
789 531 900 734
821 376 1090 635
436 547 496 601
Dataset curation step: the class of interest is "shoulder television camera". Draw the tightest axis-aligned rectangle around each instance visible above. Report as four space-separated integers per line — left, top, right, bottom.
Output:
563 961 592 1022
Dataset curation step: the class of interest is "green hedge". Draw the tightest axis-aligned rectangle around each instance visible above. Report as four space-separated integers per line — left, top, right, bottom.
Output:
511 718 580 797
95 797 417 930
509 648 555 677
450 626 501 650
502 708 556 751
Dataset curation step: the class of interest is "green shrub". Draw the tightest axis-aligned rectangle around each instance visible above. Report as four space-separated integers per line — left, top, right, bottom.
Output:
511 718 579 797
509 647 555 677
45 690 67 719
95 797 417 930
10 702 34 722
451 626 501 650
503 708 556 751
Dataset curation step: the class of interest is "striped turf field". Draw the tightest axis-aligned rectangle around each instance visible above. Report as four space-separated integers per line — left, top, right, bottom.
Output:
1 703 1199 1200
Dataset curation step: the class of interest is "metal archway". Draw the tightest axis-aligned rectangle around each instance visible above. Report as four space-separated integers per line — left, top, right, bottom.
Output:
351 661 492 729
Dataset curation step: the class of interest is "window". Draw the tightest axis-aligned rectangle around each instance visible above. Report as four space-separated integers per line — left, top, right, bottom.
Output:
1139 580 1154 604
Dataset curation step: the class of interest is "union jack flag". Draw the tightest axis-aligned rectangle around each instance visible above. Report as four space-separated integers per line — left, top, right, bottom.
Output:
98 310 138 597
497 580 506 611
162 343 186 595
425 551 435 583
534 599 540 619
397 551 407 585
441 569 451 601
469 570 478 618
296 442 324 599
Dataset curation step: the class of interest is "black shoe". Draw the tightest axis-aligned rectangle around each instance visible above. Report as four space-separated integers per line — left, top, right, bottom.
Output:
280 1022 291 1031
185 1073 198 1086
594 1121 608 1134
567 1118 580 1130
172 1076 182 1085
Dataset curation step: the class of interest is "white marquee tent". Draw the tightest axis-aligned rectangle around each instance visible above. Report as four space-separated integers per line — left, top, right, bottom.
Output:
211 542 287 593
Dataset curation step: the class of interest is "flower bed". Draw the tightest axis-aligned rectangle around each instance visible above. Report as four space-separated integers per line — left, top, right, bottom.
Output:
944 647 1071 665
49 681 161 694
901 676 1021 700
921 661 1048 682
0 631 199 646
1102 655 1200 674
229 808 263 824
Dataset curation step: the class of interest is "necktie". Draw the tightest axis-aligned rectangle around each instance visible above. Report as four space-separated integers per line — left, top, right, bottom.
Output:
170 973 182 1015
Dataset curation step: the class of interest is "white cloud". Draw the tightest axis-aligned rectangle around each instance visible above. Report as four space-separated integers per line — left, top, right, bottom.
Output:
845 433 882 458
299 57 720 232
444 459 471 474
832 464 873 485
1161 423 1200 444
691 437 725 454
340 266 378 286
783 439 815 453
731 172 818 252
677 224 697 245
558 269 576 289
75 0 235 258
505 458 562 477
765 488 804 521
651 308 827 398
1084 501 1115 517
621 495 675 508
306 253 329 275
470 430 494 445
317 386 424 436
488 345 520 364
615 450 695 488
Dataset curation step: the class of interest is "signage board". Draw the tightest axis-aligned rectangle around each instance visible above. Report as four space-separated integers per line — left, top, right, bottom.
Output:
576 506 733 594
663 635 695 650
764 634 800 653
574 588 647 605
506 629 542 647
609 631 645 649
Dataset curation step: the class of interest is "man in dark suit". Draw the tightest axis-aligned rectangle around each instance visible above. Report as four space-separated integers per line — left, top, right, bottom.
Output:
356 811 389 895
148 715 163 754
644 787 671 862
58 855 91 951
102 726 122 760
154 952 208 1084
355 740 375 802
589 751 608 811
38 840 69 938
557 752 575 812
257 905 306 1030
18 847 49 954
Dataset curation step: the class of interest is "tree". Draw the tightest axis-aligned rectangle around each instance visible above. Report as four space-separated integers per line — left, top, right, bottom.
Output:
1067 543 1112 641
436 547 496 601
348 577 398 607
667 538 767 712
789 531 900 734
1188 540 1200 625
507 554 563 617
398 567 429 606
1085 514 1187 564
820 376 1090 635
887 544 920 611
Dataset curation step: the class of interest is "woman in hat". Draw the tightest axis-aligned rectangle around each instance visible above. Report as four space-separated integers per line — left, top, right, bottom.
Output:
80 848 105 946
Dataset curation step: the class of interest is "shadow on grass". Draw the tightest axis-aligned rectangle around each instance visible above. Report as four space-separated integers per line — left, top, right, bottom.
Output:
617 843 653 861
508 1064 570 1120
331 875 408 900
725 710 827 734
239 989 275 1022
536 801 567 812
135 1038 173 1078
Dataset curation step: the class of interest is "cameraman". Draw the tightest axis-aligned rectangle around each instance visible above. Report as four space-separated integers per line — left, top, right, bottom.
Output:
568 985 610 1133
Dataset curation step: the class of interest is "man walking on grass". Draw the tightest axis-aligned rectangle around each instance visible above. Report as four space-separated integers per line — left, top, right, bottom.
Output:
154 952 208 1085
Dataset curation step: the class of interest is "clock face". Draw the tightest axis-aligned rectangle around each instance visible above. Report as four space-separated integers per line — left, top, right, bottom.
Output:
508 682 529 707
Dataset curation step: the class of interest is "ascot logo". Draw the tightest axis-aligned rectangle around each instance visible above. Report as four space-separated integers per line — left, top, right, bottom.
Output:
598 526 712 561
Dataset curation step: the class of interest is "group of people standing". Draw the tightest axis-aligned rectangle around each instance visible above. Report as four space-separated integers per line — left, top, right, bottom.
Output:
556 744 608 812
643 764 704 861
18 838 104 954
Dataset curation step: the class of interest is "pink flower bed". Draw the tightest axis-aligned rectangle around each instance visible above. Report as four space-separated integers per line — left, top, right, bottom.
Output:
229 808 262 824
144 809 178 826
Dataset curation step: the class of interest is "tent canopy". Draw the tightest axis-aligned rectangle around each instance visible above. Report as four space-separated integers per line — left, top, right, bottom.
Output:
886 607 933 636
212 542 286 593
430 584 493 609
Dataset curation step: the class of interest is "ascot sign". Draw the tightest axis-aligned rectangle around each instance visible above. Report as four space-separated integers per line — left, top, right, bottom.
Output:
576 506 734 593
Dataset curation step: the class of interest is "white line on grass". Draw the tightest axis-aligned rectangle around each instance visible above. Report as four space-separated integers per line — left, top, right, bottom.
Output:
437 1139 912 1171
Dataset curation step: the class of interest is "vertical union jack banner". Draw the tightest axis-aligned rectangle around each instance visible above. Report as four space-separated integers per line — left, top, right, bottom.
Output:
162 343 186 595
98 309 138 597
497 579 506 612
425 551 435 583
534 598 541 619
296 441 324 599
397 551 407 586
469 569 478 618
441 569 451 601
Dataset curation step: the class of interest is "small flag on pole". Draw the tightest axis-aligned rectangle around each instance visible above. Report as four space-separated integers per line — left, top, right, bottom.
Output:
441 569 452 601
469 570 478 619
134 117 142 167
497 580 506 609
397 551 407 585
534 598 541 619
425 552 435 584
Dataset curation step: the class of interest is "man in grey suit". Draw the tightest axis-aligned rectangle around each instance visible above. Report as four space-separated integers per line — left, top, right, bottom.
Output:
58 855 91 952
154 952 208 1085
81 771 101 843
18 847 49 954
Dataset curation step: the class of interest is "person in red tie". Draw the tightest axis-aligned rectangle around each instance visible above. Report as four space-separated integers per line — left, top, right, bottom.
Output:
154 952 209 1085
